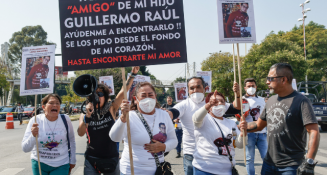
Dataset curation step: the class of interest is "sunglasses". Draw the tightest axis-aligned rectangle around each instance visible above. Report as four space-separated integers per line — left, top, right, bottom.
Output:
97 92 104 97
266 76 284 82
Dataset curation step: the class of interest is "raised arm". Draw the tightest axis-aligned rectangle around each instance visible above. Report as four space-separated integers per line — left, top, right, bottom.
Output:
111 67 140 114
232 82 241 110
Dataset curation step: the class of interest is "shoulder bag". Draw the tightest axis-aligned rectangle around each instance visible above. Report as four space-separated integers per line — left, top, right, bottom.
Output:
212 118 239 175
135 110 173 175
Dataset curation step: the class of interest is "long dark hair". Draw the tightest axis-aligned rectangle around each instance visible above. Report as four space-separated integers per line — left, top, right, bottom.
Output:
96 83 110 103
130 82 161 110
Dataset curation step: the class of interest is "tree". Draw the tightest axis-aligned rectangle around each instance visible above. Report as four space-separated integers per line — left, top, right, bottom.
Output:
242 37 307 91
0 68 10 99
8 25 55 76
201 52 241 100
266 21 327 81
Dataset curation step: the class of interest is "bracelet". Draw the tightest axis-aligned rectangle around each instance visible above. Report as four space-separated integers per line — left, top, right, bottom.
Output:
130 74 136 78
84 115 91 124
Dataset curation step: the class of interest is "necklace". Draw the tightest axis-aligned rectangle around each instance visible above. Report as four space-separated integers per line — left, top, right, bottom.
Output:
46 117 58 140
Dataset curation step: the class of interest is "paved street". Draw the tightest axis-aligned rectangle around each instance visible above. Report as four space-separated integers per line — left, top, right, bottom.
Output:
0 119 326 175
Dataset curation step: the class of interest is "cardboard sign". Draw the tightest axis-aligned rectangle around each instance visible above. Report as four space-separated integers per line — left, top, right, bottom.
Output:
99 76 115 95
20 45 55 96
196 71 212 93
217 0 257 44
174 82 188 102
59 0 187 71
127 74 151 101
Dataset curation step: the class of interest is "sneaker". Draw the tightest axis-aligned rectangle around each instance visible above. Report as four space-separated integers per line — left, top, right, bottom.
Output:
176 153 181 158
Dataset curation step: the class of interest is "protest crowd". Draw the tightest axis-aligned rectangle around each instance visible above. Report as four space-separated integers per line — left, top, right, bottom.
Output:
0 0 320 175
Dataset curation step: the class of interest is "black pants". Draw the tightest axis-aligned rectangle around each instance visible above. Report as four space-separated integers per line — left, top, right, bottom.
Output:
18 113 23 123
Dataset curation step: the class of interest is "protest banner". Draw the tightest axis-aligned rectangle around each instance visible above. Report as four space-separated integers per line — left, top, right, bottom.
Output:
217 0 256 44
196 71 212 93
20 45 55 96
127 74 151 101
99 76 115 95
174 83 188 102
59 0 187 71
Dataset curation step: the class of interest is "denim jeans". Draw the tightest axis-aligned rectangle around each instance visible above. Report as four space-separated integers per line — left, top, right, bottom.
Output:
183 154 194 175
193 167 214 175
31 159 70 175
246 132 268 175
261 161 299 175
175 128 183 153
84 158 120 175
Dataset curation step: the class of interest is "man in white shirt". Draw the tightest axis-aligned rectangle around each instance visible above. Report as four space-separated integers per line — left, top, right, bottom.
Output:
15 102 24 125
168 76 241 175
242 78 267 175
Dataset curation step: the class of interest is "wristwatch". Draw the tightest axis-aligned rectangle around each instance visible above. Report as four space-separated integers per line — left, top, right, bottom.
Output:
306 158 314 165
84 115 91 124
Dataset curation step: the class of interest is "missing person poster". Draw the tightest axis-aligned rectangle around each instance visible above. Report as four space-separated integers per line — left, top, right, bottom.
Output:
99 76 115 95
217 0 256 44
59 0 187 71
20 45 55 96
196 71 212 93
174 82 188 102
127 74 151 101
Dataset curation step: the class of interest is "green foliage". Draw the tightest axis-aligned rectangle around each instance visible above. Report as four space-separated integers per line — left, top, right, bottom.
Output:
8 25 55 75
242 37 307 91
266 21 327 81
201 52 239 100
0 68 10 98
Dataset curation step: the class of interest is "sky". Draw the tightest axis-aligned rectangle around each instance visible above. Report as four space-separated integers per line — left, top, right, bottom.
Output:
1 0 326 81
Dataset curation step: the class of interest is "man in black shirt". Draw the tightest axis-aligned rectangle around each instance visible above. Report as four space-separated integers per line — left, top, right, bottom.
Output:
161 96 175 109
246 63 320 175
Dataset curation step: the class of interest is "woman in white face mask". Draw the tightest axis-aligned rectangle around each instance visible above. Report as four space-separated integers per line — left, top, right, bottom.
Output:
191 90 248 175
109 82 177 175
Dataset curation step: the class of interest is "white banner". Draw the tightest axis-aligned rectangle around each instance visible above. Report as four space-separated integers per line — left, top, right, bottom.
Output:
127 74 151 101
99 76 115 96
174 83 188 102
197 71 212 93
20 45 55 96
217 0 257 44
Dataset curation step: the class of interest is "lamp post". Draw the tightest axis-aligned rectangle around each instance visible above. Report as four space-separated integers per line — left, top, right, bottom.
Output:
298 0 311 93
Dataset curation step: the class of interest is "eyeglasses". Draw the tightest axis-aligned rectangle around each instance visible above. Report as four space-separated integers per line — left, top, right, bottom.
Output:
160 127 166 129
242 5 249 9
266 76 284 82
97 92 104 97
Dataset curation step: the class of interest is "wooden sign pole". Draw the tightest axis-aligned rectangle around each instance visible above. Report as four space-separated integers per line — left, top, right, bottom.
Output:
233 44 238 107
121 68 135 175
34 94 42 175
236 43 246 165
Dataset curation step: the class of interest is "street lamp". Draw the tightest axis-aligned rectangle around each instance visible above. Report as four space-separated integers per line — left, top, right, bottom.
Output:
298 0 311 93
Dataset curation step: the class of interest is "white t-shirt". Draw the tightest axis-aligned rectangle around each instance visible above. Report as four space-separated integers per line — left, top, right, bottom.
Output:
193 114 241 175
21 114 76 167
243 96 267 133
110 109 177 175
174 98 230 155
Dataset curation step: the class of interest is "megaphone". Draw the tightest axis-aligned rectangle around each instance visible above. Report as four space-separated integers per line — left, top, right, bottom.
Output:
73 74 101 121
73 74 98 97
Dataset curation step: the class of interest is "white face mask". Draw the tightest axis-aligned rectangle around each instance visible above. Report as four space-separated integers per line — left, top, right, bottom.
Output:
137 98 156 113
190 93 205 104
211 105 226 117
246 87 256 96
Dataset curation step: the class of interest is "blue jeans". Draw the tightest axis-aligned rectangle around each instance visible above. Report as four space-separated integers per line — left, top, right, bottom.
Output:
193 167 214 175
246 132 268 175
261 161 299 175
175 128 183 153
183 154 194 175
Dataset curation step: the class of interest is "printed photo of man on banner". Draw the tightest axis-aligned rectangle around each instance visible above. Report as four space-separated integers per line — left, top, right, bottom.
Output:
126 74 151 101
20 45 56 96
217 0 256 44
174 83 188 102
99 76 115 95
196 71 212 93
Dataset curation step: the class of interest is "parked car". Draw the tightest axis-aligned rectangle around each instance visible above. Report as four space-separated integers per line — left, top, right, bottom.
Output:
0 106 17 119
74 105 82 113
60 104 69 114
23 107 35 118
297 81 327 131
